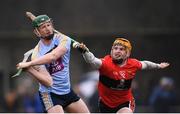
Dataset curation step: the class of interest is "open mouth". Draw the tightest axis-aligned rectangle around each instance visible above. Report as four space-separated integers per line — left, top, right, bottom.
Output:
44 32 53 37
114 54 122 59
46 32 52 35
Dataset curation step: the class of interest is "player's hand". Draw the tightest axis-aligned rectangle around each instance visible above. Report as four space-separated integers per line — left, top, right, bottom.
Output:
77 43 89 53
16 62 31 69
159 62 170 69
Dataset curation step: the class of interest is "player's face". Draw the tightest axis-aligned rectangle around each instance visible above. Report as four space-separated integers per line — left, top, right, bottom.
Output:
111 44 127 60
38 22 54 37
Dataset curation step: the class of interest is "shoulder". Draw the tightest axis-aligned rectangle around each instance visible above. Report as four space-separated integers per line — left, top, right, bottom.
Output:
31 42 40 60
127 58 142 69
54 33 70 41
54 33 71 47
101 55 111 61
100 55 112 67
128 58 140 63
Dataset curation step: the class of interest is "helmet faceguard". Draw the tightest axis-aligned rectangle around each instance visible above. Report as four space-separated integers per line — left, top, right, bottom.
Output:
32 15 51 28
111 38 132 64
112 38 132 53
32 15 54 40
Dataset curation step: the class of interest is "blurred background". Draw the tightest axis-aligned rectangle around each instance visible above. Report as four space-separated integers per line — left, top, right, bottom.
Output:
0 0 180 113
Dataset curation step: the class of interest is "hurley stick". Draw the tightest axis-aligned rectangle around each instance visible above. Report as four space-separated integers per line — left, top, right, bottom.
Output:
12 49 34 78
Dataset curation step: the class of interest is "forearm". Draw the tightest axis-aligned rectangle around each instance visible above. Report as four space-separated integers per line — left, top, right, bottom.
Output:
82 51 102 69
30 47 66 66
30 53 55 66
27 67 53 87
141 61 160 70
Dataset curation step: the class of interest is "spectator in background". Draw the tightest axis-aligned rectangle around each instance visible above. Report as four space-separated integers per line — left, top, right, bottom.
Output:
3 89 20 112
2 75 43 113
131 80 142 106
149 77 177 112
23 92 43 113
74 70 99 112
17 77 43 113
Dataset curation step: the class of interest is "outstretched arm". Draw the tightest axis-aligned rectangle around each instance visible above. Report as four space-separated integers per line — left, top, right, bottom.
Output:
83 51 102 69
141 61 170 70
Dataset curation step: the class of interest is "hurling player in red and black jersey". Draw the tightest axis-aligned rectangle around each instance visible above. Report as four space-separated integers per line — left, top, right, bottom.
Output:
75 38 169 113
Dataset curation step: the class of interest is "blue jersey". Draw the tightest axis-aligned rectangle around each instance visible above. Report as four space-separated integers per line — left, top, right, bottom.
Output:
32 33 72 95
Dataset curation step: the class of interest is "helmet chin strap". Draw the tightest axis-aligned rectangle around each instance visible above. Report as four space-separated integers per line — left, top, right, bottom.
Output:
110 50 125 64
112 58 124 64
41 33 54 40
35 28 55 40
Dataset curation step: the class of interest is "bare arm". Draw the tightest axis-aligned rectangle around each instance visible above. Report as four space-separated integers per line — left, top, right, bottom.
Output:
83 51 102 69
27 66 53 87
17 36 68 69
141 60 170 70
17 46 67 68
30 45 67 66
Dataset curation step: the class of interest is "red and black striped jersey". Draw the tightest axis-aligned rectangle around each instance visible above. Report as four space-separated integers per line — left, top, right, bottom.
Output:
98 55 142 108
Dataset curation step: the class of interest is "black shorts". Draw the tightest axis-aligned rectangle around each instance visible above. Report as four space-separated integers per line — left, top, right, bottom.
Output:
39 89 80 112
99 99 135 113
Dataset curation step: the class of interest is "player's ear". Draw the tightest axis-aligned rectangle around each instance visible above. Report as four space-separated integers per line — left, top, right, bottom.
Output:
110 45 114 56
126 51 131 58
50 21 54 28
33 29 41 37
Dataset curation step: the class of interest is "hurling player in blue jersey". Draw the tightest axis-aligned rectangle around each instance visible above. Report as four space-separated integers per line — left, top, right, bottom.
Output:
17 13 89 113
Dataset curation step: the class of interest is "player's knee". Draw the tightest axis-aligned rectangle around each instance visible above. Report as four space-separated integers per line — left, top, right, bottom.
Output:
48 105 64 113
117 107 133 113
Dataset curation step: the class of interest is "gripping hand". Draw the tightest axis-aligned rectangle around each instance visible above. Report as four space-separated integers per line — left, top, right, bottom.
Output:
75 43 89 53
